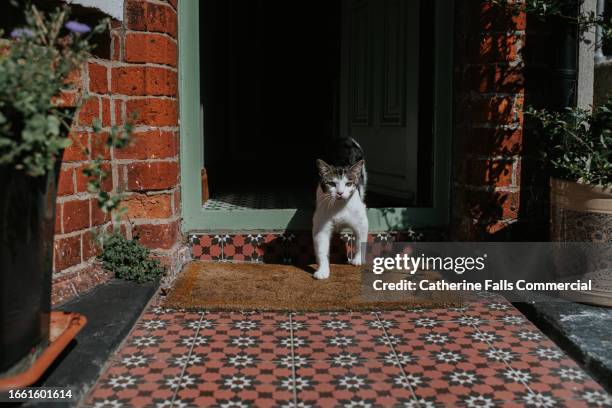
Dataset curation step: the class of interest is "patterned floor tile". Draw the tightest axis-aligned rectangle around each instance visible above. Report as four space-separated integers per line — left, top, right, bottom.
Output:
402 361 528 408
385 321 491 361
292 317 393 361
192 324 293 362
294 360 416 407
85 297 611 408
377 307 466 323
174 360 294 407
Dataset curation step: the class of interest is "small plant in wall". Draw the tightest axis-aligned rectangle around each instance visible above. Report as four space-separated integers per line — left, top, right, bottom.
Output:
98 233 165 283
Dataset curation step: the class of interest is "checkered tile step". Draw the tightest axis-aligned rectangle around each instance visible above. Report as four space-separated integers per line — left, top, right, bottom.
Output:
189 231 436 264
84 293 610 407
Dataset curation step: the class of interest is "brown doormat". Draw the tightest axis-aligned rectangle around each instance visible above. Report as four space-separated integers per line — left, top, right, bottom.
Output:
163 261 461 311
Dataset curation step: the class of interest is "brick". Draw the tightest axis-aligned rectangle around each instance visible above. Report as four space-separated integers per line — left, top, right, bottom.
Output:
125 98 177 127
465 190 520 221
469 64 524 94
63 131 89 162
125 33 177 66
57 167 74 196
465 159 515 187
76 163 113 193
101 97 112 127
478 2 526 31
111 66 177 96
126 0 178 38
460 127 523 156
91 198 110 226
77 97 100 126
111 31 122 61
88 62 108 94
123 193 173 219
52 90 78 108
72 265 111 295
63 199 90 233
91 131 111 160
470 95 523 125
55 204 62 234
475 33 523 64
83 230 102 260
115 130 177 160
54 234 81 271
112 66 145 95
133 220 179 249
51 273 77 304
126 161 178 191
114 99 124 125
51 265 112 306
173 188 180 215
64 67 83 90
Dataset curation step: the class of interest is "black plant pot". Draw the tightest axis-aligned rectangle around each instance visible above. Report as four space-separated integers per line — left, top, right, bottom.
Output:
0 160 61 374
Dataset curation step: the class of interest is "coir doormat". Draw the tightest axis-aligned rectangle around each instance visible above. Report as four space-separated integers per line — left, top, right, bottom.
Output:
162 261 461 311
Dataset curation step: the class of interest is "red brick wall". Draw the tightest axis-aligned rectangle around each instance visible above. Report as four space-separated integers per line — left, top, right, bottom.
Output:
53 0 185 304
451 1 528 240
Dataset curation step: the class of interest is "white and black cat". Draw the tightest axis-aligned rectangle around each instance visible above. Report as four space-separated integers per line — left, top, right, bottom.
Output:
312 137 368 280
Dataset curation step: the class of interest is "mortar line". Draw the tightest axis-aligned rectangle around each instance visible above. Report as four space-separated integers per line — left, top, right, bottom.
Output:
170 312 205 408
375 312 422 408
289 313 298 407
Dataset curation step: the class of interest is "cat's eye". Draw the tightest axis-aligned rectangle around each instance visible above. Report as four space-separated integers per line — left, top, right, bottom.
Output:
345 182 354 187
326 182 335 187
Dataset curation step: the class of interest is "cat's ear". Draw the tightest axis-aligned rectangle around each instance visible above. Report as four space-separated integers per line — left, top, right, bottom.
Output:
349 160 365 178
316 159 332 177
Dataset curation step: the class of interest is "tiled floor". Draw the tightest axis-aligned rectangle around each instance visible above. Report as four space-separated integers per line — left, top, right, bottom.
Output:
84 293 610 408
202 190 314 211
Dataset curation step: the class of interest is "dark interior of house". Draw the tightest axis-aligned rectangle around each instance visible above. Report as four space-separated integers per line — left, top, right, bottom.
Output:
200 0 340 209
200 0 434 210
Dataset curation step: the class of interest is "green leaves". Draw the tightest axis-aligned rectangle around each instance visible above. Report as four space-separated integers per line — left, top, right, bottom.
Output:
0 4 106 176
528 100 612 186
98 234 165 283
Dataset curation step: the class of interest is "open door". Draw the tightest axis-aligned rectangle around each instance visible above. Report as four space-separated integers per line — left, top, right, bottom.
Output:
341 0 420 203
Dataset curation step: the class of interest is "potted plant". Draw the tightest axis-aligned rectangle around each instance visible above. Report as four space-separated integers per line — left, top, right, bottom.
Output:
529 98 612 306
0 5 107 375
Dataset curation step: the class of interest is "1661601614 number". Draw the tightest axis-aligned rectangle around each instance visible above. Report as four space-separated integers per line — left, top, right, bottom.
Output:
2 387 75 402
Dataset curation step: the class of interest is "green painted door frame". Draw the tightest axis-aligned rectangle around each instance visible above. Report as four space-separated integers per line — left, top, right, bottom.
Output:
178 0 453 233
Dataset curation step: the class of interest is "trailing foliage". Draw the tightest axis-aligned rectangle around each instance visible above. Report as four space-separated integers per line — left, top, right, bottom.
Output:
0 3 132 216
0 3 105 176
528 101 612 186
98 234 165 283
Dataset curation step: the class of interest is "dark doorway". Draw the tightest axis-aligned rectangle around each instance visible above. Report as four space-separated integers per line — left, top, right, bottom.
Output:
199 0 435 210
201 0 341 207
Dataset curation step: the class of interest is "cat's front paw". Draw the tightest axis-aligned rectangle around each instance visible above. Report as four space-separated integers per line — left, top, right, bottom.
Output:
350 255 363 266
314 267 330 280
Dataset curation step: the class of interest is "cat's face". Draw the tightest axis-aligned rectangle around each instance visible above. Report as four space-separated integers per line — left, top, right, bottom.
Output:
316 159 364 201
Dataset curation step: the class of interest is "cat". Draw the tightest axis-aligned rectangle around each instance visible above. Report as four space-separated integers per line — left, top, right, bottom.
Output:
312 137 368 280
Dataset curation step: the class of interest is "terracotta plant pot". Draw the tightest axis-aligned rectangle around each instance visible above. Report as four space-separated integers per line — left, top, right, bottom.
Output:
550 177 612 306
0 160 61 374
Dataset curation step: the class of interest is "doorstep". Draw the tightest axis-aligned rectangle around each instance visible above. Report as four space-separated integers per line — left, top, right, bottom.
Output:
188 230 444 264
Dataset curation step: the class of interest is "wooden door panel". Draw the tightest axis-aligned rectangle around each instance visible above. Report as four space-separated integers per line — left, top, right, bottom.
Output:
342 0 419 201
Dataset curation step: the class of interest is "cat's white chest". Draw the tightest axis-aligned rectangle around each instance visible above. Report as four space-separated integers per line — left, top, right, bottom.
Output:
314 186 367 232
